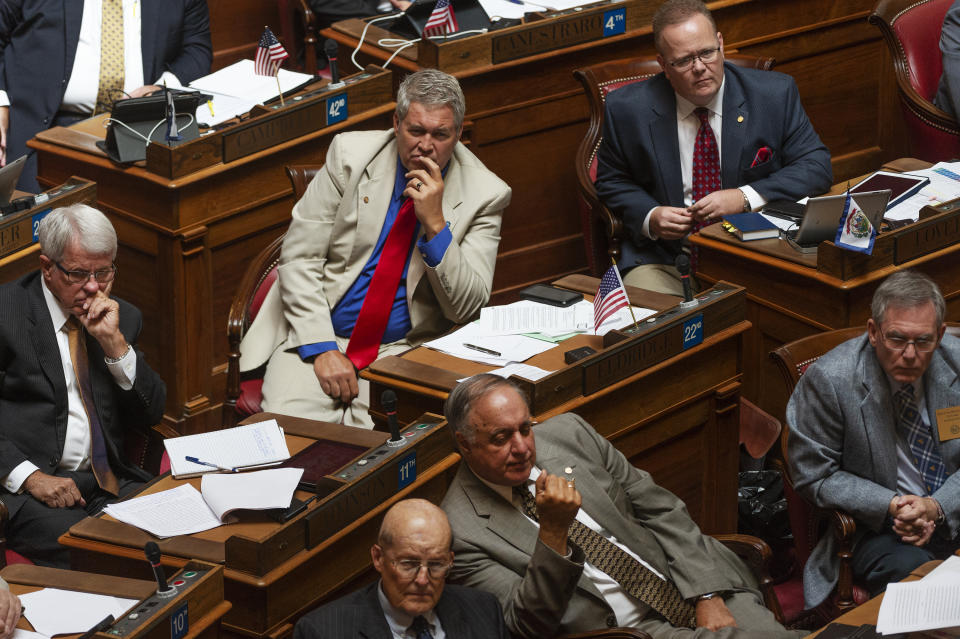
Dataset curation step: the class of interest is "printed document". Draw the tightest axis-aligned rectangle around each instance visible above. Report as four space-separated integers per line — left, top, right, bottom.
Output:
21 588 138 637
164 419 290 478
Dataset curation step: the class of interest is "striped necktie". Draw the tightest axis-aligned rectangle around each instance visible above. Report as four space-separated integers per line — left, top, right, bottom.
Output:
66 317 120 495
514 485 695 628
894 383 948 494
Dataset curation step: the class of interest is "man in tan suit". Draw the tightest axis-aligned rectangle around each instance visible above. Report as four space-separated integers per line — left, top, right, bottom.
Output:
240 69 511 427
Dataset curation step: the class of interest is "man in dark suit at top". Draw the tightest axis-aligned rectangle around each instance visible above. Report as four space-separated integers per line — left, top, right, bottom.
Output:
0 0 213 190
293 498 509 639
596 0 832 295
787 270 960 610
0 204 165 568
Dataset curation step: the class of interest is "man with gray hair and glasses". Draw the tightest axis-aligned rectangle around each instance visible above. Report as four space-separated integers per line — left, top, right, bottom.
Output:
0 203 165 568
788 270 960 611
240 68 511 427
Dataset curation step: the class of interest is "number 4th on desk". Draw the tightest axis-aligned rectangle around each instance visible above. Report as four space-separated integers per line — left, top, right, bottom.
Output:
326 94 347 126
603 8 626 37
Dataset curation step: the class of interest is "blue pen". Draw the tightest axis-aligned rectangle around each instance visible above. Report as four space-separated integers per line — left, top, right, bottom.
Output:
185 456 237 472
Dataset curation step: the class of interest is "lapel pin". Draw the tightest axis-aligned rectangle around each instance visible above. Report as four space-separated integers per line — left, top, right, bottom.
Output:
564 466 574 475
737 115 744 123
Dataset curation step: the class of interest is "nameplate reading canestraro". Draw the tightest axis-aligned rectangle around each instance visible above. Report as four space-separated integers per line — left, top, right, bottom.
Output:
934 406 960 441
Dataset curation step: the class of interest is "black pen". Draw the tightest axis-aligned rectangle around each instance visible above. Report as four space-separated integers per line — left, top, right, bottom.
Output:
78 615 115 639
464 343 502 357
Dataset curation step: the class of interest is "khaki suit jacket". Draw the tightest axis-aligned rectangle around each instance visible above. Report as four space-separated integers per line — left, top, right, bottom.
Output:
239 129 511 371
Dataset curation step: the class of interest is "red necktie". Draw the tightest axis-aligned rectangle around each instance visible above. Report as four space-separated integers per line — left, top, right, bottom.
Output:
66 317 120 496
690 107 720 270
345 198 418 370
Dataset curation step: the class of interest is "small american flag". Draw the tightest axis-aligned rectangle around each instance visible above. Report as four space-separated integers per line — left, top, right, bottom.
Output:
423 0 458 37
594 266 628 331
255 27 289 76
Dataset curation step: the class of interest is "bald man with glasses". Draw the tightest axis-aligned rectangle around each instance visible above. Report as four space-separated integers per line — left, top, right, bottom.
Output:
0 204 165 568
787 270 960 611
293 499 508 639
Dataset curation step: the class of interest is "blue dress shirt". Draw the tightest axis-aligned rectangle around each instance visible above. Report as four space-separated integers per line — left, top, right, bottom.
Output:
298 159 452 361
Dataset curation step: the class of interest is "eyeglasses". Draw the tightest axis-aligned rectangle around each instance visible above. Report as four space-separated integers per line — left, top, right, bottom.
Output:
877 326 938 353
391 558 453 580
669 46 721 70
55 262 117 285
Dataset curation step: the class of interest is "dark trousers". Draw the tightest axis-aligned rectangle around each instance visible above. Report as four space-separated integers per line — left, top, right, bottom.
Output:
851 528 960 596
6 469 143 568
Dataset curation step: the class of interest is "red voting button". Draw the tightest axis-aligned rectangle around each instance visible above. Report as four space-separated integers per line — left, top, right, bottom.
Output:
173 579 186 587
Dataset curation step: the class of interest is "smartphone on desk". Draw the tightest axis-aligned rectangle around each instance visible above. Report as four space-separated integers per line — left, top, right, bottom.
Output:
518 284 583 307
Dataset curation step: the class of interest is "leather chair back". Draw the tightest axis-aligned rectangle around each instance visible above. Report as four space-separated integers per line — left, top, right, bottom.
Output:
869 0 960 161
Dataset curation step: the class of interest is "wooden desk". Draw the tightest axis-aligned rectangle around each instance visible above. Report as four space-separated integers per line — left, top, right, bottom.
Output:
805 560 941 637
27 72 395 435
325 0 899 299
58 412 460 639
362 276 749 535
689 160 960 421
3 562 230 639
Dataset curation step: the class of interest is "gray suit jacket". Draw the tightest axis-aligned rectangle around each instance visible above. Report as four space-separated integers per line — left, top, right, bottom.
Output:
441 413 759 638
291 581 509 639
239 129 511 371
786 333 960 609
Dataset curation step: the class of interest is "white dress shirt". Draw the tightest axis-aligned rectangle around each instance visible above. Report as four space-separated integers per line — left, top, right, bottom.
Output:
0 0 182 112
377 581 447 639
641 79 766 240
2 279 137 493
480 467 666 628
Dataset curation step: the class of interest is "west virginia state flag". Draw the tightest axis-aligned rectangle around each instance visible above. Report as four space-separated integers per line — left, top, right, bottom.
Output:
834 191 877 255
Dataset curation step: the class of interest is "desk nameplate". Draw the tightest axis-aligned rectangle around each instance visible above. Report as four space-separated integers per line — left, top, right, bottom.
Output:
581 283 745 395
0 179 96 260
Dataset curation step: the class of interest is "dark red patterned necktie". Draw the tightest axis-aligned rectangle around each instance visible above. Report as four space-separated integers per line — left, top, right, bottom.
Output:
344 198 418 370
690 107 721 270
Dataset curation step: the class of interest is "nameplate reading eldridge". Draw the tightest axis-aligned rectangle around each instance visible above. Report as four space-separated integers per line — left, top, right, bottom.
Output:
492 12 606 64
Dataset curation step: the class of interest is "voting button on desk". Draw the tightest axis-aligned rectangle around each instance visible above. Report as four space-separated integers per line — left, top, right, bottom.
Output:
603 8 626 37
326 94 347 126
398 452 416 489
171 603 189 639
682 314 704 350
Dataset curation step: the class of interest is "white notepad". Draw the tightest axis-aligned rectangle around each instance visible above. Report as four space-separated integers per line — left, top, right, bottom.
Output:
163 419 290 478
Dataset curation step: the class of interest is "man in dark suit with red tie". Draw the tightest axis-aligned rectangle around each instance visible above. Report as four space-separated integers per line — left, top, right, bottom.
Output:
0 204 165 567
595 0 832 295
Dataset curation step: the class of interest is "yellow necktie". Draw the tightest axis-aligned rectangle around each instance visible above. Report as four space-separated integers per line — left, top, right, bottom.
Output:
96 0 125 114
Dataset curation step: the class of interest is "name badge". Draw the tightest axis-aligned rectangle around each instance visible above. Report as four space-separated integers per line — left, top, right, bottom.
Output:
934 406 960 441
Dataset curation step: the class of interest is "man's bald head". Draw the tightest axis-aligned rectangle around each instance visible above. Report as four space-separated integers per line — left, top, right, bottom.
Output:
378 499 452 550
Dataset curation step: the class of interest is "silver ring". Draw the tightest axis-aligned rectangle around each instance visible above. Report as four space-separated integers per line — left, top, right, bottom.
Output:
415 181 423 191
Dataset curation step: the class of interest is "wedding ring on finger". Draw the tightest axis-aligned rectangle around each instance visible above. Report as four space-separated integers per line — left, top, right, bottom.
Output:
415 181 423 191
567 479 576 489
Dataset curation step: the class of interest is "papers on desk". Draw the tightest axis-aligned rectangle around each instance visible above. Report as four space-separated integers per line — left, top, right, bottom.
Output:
458 363 552 383
876 555 960 635
164 419 290 478
188 60 314 126
479 0 603 18
12 630 47 639
104 468 304 537
20 588 138 637
881 161 960 222
425 300 656 366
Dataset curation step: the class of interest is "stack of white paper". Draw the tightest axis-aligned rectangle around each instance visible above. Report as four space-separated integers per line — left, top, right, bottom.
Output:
876 555 960 635
189 60 314 126
164 419 290 478
104 468 304 537
20 589 138 636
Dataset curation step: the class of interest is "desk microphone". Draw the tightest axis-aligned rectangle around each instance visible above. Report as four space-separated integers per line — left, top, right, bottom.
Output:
675 255 699 309
382 390 407 447
145 542 178 598
325 39 344 89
